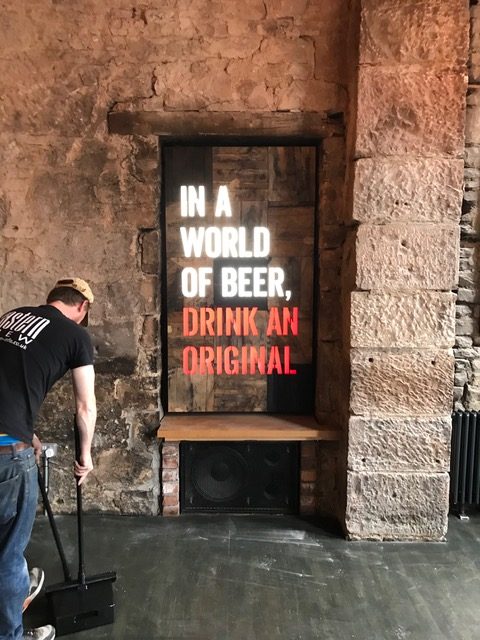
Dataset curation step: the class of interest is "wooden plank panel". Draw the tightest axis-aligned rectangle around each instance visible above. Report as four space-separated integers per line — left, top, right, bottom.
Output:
108 110 342 138
268 147 316 205
158 413 339 441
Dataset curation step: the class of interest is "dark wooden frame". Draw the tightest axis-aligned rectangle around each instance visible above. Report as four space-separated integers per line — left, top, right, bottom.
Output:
108 109 343 438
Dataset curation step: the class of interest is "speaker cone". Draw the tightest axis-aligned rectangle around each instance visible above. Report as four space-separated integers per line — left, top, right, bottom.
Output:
192 446 248 502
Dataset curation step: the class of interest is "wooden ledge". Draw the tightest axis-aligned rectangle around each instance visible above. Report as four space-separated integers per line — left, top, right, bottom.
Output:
108 111 344 139
157 414 339 442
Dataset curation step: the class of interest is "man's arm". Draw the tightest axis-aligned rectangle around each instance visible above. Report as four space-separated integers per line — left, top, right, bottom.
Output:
72 364 96 485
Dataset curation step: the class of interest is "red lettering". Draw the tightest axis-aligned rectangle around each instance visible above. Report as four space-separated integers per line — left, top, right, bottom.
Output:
183 346 197 373
249 346 266 375
267 346 283 374
201 308 216 336
183 308 197 336
243 307 258 336
199 346 215 374
266 308 282 336
225 307 242 336
181 345 297 376
224 346 239 374
283 346 296 374
266 307 299 336
283 307 298 336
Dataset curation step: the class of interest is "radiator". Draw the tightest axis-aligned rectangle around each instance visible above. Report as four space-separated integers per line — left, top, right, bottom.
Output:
451 411 480 515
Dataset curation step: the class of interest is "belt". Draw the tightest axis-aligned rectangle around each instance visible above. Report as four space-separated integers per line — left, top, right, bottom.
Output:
0 442 31 454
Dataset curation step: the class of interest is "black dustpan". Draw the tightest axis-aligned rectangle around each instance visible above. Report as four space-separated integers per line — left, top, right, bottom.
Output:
40 421 116 636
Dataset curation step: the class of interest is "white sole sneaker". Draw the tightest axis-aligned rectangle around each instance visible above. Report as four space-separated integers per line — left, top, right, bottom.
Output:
23 624 56 640
22 567 45 612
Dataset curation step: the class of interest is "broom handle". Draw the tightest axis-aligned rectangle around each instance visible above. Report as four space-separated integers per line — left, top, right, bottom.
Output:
74 418 86 586
37 466 73 582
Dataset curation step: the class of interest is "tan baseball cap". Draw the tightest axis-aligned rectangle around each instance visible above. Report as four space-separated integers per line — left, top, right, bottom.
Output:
52 277 94 326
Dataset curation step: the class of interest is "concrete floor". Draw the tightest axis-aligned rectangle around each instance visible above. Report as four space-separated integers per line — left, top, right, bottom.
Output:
25 512 480 640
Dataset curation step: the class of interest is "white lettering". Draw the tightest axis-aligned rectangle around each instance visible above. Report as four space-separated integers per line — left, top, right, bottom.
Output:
220 267 285 298
27 318 50 339
0 312 15 330
268 268 285 297
180 227 205 258
181 267 213 297
221 268 237 297
204 227 221 258
180 185 205 218
214 185 232 217
253 227 270 257
180 226 271 259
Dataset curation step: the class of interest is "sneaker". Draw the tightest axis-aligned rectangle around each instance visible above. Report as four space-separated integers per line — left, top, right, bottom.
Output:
23 625 56 640
22 567 45 612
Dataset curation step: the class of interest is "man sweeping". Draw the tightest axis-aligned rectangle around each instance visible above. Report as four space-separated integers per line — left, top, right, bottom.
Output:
0 278 97 640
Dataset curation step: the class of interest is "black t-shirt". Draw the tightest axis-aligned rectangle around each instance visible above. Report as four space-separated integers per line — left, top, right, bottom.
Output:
0 305 94 443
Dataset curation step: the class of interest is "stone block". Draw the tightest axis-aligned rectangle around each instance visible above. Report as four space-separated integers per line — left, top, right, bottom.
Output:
355 223 459 291
140 230 160 274
465 88 480 145
456 315 475 336
275 79 346 112
355 67 467 157
89 320 137 360
350 291 456 348
350 349 454 416
345 471 449 540
347 416 451 472
360 0 469 67
455 336 473 348
141 315 159 348
465 386 480 410
352 158 464 224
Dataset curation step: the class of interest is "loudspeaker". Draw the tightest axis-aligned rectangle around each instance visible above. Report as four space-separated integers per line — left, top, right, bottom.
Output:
180 441 299 513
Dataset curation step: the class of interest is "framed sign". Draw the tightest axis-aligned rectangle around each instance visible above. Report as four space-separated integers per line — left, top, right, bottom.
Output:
162 145 317 414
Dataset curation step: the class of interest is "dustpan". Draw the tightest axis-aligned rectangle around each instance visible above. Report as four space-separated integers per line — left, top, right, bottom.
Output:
39 420 116 636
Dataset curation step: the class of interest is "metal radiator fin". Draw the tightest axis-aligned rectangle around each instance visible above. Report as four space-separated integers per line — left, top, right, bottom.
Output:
451 411 480 516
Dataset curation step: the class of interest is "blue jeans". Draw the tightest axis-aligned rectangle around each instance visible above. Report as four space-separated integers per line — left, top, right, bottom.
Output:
0 447 38 640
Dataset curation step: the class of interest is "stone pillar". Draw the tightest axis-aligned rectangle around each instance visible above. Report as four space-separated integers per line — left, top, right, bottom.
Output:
454 3 480 409
344 0 469 540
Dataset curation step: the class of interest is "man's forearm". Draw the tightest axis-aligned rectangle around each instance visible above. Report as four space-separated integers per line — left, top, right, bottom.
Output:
75 401 96 459
72 364 96 484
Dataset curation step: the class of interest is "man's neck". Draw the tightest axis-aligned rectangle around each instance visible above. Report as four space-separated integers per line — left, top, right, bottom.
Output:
48 301 78 323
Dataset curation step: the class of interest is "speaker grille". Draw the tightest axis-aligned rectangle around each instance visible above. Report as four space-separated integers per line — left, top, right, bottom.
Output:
192 446 248 502
180 441 299 513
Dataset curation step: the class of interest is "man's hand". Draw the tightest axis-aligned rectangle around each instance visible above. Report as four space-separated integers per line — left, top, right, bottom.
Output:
74 452 93 486
32 433 42 464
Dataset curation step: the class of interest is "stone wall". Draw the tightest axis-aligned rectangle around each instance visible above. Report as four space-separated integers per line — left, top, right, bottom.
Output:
455 2 480 410
344 0 469 540
0 0 350 514
1 0 469 536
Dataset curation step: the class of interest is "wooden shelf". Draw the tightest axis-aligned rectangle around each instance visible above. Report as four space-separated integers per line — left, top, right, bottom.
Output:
157 414 340 442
